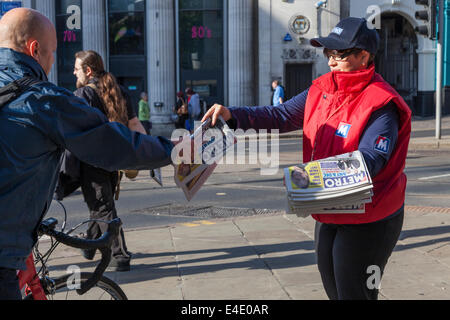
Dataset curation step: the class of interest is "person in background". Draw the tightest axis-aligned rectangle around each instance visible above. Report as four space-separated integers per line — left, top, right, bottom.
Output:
185 87 201 132
174 91 188 129
0 8 173 299
272 80 285 106
138 91 151 134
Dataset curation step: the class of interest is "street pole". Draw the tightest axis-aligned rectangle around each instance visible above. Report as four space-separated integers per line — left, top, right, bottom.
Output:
436 0 444 140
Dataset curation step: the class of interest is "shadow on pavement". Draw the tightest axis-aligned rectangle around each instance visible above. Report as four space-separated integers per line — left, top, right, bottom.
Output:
395 225 450 252
48 240 316 285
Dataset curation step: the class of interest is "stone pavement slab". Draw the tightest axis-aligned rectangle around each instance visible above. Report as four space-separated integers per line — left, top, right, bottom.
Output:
41 207 450 300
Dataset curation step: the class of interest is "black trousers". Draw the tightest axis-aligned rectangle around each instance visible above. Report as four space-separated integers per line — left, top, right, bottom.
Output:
0 268 21 300
141 120 152 135
314 209 404 300
80 162 129 260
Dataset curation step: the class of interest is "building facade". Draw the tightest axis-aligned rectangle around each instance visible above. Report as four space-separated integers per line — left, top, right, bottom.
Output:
348 0 450 117
12 0 448 135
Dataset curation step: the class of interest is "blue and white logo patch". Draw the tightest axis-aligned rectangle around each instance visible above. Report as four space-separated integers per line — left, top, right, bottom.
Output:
374 136 390 154
335 123 352 138
331 27 344 35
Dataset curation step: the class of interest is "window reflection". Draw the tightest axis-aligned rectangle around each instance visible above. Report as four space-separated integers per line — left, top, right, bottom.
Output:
108 0 144 12
108 0 145 56
109 12 145 55
108 0 147 115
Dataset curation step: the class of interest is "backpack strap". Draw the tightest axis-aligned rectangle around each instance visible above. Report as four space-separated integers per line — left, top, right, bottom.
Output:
0 76 43 110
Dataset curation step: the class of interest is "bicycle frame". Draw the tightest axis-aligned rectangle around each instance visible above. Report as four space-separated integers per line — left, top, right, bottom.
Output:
16 215 122 300
18 253 47 300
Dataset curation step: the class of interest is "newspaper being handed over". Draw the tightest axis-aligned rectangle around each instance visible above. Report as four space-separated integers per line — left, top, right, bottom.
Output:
284 151 373 218
173 116 236 201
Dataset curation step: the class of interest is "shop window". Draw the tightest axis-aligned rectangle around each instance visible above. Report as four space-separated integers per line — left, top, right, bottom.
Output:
56 0 82 91
180 0 222 10
108 0 145 56
179 0 224 105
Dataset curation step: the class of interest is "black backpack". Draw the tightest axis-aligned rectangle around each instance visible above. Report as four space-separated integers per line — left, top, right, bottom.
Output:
0 76 42 109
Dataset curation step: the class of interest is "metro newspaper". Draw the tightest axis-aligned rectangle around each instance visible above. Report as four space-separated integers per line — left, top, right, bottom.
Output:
284 151 374 217
173 117 237 201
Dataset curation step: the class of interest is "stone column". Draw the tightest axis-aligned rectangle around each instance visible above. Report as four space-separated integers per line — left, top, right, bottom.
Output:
416 37 436 116
258 0 271 106
227 0 254 107
82 0 107 65
35 0 57 84
147 0 176 136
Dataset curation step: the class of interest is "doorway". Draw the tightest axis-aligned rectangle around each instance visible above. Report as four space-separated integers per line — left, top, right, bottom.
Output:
284 63 313 100
116 76 146 115
376 13 418 113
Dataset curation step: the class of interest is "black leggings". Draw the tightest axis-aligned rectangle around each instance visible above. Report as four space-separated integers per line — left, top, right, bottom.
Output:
314 208 404 300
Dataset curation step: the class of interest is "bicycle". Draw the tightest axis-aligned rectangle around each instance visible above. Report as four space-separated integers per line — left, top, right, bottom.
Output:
18 201 128 300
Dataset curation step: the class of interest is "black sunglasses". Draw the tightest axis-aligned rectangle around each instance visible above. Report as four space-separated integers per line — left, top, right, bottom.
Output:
323 48 362 61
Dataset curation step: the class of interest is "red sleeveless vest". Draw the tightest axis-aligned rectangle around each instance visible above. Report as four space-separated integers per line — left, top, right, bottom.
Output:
303 65 412 224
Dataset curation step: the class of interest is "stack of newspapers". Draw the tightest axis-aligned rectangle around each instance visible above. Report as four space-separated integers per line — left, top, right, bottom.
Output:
284 151 373 218
174 116 236 201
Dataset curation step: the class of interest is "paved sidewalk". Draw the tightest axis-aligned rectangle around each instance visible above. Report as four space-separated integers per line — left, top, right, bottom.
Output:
409 115 450 150
46 207 450 300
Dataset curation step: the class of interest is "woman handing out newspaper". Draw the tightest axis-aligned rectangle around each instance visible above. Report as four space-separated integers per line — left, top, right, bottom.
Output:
202 17 411 300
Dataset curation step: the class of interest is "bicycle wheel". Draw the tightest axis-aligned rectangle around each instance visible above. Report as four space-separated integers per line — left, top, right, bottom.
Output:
43 272 128 300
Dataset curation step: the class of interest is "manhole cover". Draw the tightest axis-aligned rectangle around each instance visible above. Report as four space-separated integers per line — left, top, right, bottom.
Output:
131 204 283 218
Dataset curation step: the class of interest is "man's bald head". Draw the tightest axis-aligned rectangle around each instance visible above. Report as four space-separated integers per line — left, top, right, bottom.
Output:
0 8 57 75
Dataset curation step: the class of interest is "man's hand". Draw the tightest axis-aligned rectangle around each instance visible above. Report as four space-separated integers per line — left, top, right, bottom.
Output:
201 103 232 126
128 117 147 135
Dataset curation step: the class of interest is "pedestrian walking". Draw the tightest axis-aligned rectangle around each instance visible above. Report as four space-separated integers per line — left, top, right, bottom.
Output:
202 17 411 300
72 50 149 272
174 91 188 129
139 91 152 134
272 80 285 106
185 87 201 132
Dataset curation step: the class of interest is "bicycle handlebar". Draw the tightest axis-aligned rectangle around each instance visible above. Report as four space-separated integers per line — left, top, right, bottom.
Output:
38 218 122 295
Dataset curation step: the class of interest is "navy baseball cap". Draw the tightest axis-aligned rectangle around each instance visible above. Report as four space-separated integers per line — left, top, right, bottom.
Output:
310 17 380 54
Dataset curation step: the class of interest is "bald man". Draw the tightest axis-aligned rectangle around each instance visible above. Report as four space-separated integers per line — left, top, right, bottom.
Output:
0 8 56 75
0 8 173 299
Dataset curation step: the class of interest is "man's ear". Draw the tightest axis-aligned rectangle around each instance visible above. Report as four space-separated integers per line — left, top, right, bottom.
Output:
25 39 39 59
86 66 93 78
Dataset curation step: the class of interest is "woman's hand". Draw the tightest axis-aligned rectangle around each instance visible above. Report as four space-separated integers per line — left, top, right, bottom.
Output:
201 103 232 126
